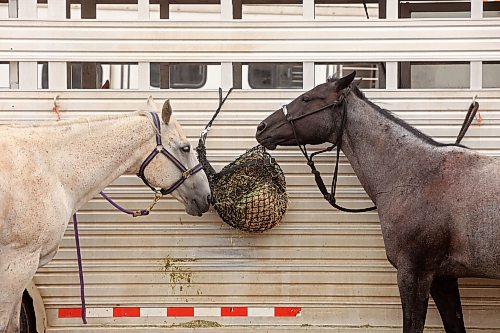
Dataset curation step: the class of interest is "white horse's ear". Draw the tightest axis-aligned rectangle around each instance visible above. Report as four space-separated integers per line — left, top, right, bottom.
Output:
162 99 172 124
146 96 158 111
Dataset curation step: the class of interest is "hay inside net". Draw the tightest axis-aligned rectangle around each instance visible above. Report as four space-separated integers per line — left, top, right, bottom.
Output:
207 145 288 232
196 88 288 233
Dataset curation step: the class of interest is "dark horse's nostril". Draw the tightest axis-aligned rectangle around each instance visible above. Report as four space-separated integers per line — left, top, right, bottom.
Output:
257 122 267 133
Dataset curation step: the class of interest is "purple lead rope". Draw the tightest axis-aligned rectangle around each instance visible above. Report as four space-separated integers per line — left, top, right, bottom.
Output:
100 191 149 216
72 192 151 324
72 213 87 324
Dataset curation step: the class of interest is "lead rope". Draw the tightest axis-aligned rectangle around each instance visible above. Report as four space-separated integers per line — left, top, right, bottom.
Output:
72 214 87 324
72 192 163 324
100 191 162 217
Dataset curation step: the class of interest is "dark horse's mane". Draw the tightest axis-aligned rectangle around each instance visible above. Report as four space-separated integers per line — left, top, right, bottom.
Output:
329 78 461 148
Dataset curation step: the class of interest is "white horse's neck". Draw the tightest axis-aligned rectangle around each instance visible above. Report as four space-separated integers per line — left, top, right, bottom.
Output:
340 93 447 204
14 113 157 211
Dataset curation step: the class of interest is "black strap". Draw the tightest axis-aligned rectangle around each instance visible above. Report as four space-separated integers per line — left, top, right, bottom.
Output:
362 0 369 19
455 101 479 145
199 87 234 146
288 98 377 213
196 88 234 181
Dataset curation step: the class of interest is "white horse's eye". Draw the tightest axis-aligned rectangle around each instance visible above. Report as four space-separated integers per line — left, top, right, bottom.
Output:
181 145 191 153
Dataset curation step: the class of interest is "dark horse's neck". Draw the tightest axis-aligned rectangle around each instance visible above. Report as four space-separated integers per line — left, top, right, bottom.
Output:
339 89 455 205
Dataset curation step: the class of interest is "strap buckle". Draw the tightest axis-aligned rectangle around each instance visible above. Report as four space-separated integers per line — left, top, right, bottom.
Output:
132 210 149 217
131 192 162 217
182 169 194 179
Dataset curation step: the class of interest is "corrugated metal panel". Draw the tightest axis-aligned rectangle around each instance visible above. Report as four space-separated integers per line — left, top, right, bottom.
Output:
0 20 499 62
0 90 498 331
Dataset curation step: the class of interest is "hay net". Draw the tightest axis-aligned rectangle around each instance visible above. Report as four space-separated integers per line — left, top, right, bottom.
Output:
196 89 288 233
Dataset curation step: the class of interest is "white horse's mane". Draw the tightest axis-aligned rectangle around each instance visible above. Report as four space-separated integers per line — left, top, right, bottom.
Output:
4 111 160 135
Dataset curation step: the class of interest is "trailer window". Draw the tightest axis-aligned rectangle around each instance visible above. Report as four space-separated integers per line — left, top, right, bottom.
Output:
400 0 471 19
246 63 303 89
315 62 385 89
483 2 500 18
399 62 470 89
150 63 219 89
171 63 207 88
67 62 138 89
483 62 500 88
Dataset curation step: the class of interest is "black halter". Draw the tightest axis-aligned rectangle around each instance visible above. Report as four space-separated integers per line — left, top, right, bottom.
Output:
283 89 377 213
137 112 203 195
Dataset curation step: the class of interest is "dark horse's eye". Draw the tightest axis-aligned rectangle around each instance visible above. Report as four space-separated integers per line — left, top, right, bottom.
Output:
181 145 191 153
302 95 311 103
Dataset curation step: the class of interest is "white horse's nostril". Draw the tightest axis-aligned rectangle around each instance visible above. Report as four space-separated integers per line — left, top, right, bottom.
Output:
192 197 209 215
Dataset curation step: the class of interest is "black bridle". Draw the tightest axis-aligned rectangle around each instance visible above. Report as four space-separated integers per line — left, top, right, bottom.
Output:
137 112 203 195
283 88 377 213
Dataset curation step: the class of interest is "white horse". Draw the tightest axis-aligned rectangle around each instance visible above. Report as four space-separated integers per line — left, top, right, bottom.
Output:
0 98 211 333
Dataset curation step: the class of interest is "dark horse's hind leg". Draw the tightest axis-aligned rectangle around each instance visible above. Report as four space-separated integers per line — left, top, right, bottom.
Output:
430 278 466 333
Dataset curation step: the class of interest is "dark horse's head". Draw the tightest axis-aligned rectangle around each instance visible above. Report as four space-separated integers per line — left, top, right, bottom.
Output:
256 71 357 150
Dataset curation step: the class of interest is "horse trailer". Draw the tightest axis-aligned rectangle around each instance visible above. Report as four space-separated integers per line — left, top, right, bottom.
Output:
0 1 499 332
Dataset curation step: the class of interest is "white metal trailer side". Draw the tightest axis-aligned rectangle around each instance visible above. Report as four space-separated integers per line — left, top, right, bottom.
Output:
0 1 499 332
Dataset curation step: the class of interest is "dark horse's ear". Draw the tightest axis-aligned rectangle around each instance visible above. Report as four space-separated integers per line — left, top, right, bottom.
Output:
162 99 172 124
335 71 356 92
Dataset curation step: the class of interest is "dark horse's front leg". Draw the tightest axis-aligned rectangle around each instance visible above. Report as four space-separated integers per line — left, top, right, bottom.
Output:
397 267 435 333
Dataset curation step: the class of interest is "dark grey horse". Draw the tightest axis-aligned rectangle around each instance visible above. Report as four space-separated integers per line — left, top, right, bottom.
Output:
255 71 500 333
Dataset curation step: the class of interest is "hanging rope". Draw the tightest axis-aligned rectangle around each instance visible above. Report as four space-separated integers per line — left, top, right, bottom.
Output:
362 0 370 19
456 98 480 145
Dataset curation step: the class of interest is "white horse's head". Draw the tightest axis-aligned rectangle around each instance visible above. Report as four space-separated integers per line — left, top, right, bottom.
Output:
140 97 211 216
